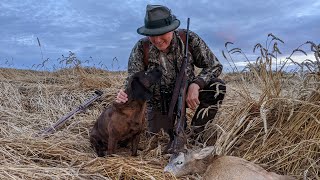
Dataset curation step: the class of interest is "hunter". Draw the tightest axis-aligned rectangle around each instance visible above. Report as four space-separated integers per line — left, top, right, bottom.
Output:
116 4 226 146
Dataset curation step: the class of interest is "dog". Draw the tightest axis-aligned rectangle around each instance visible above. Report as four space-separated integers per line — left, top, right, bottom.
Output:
90 68 162 156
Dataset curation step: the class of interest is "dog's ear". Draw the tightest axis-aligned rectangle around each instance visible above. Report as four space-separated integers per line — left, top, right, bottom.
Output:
131 78 153 100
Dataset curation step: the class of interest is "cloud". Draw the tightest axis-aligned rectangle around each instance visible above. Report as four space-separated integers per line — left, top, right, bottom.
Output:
230 52 318 72
11 34 37 46
0 0 319 71
282 53 317 64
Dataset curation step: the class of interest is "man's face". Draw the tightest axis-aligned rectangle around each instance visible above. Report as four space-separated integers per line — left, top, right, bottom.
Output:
148 31 173 52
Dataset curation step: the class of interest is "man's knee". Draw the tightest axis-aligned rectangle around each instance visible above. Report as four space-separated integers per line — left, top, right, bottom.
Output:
199 78 226 106
207 78 226 91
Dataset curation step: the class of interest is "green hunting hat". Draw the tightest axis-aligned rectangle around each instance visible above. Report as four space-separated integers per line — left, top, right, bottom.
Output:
137 5 180 36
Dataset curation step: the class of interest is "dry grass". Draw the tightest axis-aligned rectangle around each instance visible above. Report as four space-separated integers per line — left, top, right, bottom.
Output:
1 38 319 179
0 66 178 179
209 37 320 180
2 65 319 179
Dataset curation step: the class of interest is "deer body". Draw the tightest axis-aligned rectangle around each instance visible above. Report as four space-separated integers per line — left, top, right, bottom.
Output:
164 147 295 180
202 156 294 180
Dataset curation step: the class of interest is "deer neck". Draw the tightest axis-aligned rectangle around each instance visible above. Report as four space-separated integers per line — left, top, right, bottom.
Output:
194 155 217 174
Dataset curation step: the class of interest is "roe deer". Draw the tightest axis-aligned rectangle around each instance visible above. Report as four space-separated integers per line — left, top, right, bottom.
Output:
164 146 295 180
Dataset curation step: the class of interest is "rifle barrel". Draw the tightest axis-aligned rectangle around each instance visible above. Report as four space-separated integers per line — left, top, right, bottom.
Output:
171 18 191 153
184 18 190 56
40 90 103 136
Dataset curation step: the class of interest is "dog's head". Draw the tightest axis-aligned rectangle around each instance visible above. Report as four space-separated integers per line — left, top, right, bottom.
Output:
129 68 162 100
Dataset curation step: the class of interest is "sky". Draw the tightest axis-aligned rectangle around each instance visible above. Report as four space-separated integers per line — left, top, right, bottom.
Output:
0 0 319 71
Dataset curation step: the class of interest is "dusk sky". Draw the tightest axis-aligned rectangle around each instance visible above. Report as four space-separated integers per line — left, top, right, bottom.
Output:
0 0 319 71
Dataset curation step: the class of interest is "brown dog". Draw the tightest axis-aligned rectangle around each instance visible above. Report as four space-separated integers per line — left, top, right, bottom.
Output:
90 68 162 157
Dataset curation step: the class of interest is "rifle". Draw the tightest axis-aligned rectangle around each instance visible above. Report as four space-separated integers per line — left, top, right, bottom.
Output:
168 18 190 153
39 90 103 136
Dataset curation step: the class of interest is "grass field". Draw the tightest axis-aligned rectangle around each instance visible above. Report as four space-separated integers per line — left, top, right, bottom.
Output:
0 38 319 179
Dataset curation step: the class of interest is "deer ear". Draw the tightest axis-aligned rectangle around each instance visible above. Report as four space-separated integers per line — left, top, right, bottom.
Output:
192 146 215 160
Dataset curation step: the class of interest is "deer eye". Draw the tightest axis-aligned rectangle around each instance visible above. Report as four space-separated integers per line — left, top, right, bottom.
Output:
175 161 183 165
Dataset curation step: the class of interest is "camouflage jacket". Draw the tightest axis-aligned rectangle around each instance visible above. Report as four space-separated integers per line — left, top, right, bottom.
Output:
125 29 223 110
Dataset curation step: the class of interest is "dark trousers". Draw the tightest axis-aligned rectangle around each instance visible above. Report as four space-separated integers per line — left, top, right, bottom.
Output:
147 78 226 138
192 78 226 133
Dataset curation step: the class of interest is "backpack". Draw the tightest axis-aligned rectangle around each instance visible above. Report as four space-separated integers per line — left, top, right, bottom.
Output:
141 29 192 70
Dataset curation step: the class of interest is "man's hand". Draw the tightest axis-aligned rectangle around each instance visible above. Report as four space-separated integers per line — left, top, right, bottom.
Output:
116 89 128 103
186 83 200 110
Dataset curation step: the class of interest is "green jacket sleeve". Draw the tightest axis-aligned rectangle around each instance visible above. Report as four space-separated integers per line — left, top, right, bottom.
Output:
188 30 223 89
